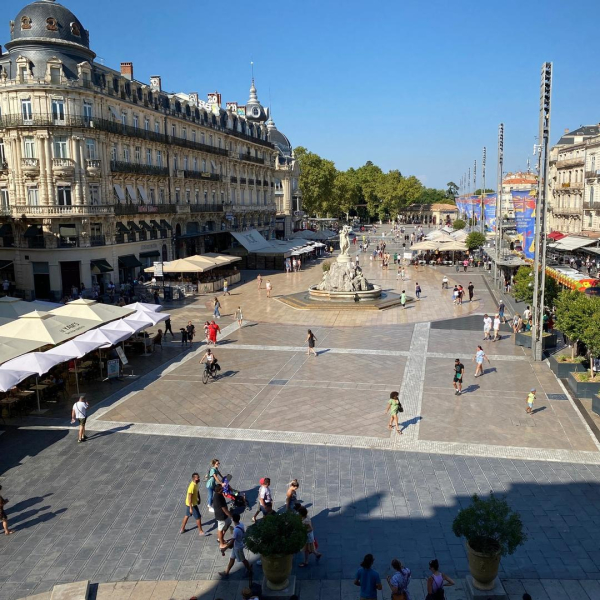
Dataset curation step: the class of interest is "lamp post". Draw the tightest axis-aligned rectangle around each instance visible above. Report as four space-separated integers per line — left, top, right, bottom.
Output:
531 62 552 362
494 124 504 284
481 147 486 235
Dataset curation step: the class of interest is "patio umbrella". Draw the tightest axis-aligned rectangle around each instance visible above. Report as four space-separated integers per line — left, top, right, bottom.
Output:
125 310 169 327
51 299 134 324
78 327 130 348
124 302 162 313
411 240 440 251
0 337 43 365
0 369 36 393
0 296 61 320
201 253 242 266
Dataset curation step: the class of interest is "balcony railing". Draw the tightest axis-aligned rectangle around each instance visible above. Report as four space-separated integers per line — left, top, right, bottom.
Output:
239 153 265 165
11 204 115 217
90 235 105 246
190 204 224 213
52 158 75 168
585 170 600 179
59 237 79 248
230 176 238 183
183 170 221 181
21 157 39 169
556 157 585 168
114 202 173 215
550 205 581 215
110 161 169 177
583 201 600 210
560 182 584 189
86 159 101 170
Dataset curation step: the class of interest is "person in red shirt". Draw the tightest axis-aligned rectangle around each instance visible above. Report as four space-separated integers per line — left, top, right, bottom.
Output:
208 320 221 345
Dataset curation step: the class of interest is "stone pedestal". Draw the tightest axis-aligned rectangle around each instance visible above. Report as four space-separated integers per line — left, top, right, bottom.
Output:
261 575 296 600
336 254 352 264
464 576 508 600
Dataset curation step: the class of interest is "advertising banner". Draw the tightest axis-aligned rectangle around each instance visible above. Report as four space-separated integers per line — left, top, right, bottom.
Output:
483 194 497 232
107 359 120 379
512 190 537 259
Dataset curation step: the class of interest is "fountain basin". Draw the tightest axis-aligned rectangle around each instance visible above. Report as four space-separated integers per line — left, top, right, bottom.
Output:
308 284 383 302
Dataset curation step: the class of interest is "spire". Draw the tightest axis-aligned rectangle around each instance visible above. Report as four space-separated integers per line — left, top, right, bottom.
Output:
248 61 258 104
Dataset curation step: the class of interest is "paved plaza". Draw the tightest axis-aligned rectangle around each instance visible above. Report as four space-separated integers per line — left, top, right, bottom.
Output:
2 230 600 599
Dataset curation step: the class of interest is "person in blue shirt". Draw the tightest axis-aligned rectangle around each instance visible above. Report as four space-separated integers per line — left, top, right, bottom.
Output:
354 553 382 600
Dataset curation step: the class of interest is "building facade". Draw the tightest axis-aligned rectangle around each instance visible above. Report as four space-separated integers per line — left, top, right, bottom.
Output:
500 171 538 217
0 0 297 300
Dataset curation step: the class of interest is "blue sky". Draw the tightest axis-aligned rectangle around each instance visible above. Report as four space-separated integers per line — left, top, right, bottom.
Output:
5 0 600 190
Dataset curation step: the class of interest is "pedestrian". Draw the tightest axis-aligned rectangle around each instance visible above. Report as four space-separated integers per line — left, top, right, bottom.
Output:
180 327 189 346
457 285 463 305
223 279 230 296
426 558 454 599
498 300 506 324
523 305 532 322
0 486 15 535
387 558 412 600
219 512 252 577
252 477 273 522
415 282 421 300
442 275 449 289
306 329 317 357
453 358 464 396
526 388 536 415
71 394 89 443
286 479 300 511
235 306 244 329
213 297 221 319
298 505 322 567
468 281 474 302
204 320 211 343
493 314 501 341
463 259 468 272
512 313 522 335
400 290 407 309
186 321 195 345
266 280 272 298
205 458 223 513
180 472 205 536
257 274 262 289
401 266 406 281
213 484 233 553
354 554 382 600
153 290 160 305
385 390 403 434
208 320 221 345
452 286 459 305
164 316 174 338
473 345 490 377
483 314 492 340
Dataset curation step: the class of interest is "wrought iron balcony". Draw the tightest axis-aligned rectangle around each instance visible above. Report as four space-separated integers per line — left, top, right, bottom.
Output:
10 204 115 217
110 161 169 177
90 235 105 246
585 170 600 179
238 153 265 165
556 157 585 169
190 204 224 213
183 170 221 181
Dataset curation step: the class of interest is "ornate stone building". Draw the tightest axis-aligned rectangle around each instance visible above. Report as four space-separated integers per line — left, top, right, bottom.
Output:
0 0 290 299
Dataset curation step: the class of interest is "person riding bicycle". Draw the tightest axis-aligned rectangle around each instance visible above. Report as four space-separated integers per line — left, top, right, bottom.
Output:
200 348 219 375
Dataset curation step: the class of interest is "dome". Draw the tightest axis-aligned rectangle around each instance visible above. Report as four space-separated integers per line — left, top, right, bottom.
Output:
266 118 293 157
8 0 91 53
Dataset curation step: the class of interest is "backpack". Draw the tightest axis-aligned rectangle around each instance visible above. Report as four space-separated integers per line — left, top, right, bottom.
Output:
426 575 445 600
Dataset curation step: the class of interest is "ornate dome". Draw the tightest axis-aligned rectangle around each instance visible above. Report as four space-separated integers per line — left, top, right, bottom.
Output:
267 117 293 157
7 0 91 53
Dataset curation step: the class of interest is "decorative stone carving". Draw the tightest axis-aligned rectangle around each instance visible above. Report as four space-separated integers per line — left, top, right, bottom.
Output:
20 16 32 30
46 17 58 31
315 262 372 293
10 21 15 37
338 225 352 262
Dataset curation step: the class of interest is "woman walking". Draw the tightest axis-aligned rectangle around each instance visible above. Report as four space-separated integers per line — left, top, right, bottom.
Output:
204 321 210 344
213 297 221 319
285 479 300 511
205 458 224 513
235 306 244 329
297 506 322 567
473 345 490 378
426 558 454 599
387 558 412 600
306 329 318 357
385 391 403 434
415 282 422 300
266 279 272 298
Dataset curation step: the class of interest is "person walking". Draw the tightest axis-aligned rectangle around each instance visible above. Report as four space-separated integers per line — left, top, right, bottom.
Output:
387 558 412 600
252 477 273 522
71 395 89 443
483 314 492 340
213 484 233 553
453 359 464 396
286 479 300 511
526 388 536 415
164 317 174 338
468 281 474 302
218 512 252 577
223 279 230 296
208 320 221 345
401 265 406 281
385 391 403 434
493 314 501 341
426 558 455 599
306 329 318 357
266 279 272 298
205 458 223 513
298 505 322 567
204 321 211 343
235 306 244 329
400 290 407 309
180 472 205 536
415 282 421 300
213 297 221 319
473 345 490 378
512 313 522 335
498 300 506 324
180 327 189 347
257 274 262 289
186 321 196 345
0 486 15 535
354 554 382 600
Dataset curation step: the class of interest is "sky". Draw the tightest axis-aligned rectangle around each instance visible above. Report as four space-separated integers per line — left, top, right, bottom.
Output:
4 0 600 190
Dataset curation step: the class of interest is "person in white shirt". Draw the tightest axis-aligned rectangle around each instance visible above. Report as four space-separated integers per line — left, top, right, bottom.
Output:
493 314 501 341
483 314 492 340
71 395 89 443
252 477 273 522
219 513 252 578
523 306 532 321
442 275 449 289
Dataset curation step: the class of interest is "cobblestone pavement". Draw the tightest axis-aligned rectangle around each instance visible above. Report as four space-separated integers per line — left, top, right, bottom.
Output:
2 430 600 600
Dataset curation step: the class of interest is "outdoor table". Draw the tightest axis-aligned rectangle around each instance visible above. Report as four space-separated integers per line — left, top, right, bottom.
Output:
14 390 35 397
30 384 48 391
0 397 19 417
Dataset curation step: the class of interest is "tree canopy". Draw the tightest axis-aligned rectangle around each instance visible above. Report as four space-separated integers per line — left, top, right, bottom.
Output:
465 231 487 251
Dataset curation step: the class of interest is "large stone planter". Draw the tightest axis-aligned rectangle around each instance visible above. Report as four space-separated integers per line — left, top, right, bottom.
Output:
260 553 293 591
548 353 586 378
592 395 600 417
515 331 557 349
567 371 600 399
466 541 501 591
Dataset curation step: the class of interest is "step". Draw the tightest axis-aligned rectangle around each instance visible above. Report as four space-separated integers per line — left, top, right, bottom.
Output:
49 581 89 600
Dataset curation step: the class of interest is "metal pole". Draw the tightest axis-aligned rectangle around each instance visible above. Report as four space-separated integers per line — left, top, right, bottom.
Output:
494 124 504 284
473 160 477 229
481 147 486 235
532 62 552 361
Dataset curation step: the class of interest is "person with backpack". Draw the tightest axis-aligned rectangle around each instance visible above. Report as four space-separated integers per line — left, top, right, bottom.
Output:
387 558 411 599
205 459 223 513
218 513 252 577
426 559 454 599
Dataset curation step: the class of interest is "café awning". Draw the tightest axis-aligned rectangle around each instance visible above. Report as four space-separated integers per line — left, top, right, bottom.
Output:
202 253 241 266
160 219 172 231
118 255 143 269
124 302 162 313
128 221 142 232
90 259 113 274
0 296 61 319
137 185 149 203
126 185 138 202
24 225 42 238
139 221 153 232
114 184 126 202
550 236 598 251
161 256 215 273
50 299 134 324
0 368 37 392
0 337 43 366
0 351 65 377
139 250 160 258
116 222 129 234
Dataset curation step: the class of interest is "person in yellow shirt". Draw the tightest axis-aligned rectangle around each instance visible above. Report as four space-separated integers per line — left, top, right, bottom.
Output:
180 472 205 536
526 388 536 415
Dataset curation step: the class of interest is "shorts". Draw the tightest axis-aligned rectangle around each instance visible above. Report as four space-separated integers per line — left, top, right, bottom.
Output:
78 418 87 426
483 328 491 334
184 504 201 520
527 402 534 408
260 503 273 515
231 547 246 562
453 376 462 383
217 517 232 532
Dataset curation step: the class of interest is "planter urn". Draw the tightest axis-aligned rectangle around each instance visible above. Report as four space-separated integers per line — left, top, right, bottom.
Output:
466 540 501 590
260 553 293 591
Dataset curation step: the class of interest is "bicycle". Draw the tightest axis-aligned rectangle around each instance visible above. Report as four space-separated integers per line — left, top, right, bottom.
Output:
202 362 219 384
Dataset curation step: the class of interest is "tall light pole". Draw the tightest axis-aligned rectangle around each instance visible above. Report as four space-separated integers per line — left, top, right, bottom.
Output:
481 147 487 234
531 62 552 362
472 161 477 228
494 124 504 284
468 167 471 195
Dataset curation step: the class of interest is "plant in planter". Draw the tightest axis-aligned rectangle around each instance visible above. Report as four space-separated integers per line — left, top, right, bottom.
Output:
452 492 526 590
245 511 307 591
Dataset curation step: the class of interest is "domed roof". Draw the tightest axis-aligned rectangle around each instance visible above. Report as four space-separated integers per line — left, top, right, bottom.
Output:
267 117 292 156
8 0 91 53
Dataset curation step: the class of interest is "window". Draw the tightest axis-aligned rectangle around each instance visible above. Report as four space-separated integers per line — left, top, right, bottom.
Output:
171 124 176 137
155 121 160 134
195 190 199 203
193 158 198 171
21 99 33 123
53 136 68 158
182 128 187 140
23 137 36 159
175 188 180 203
204 190 207 203
0 188 9 209
50 67 61 84
221 191 224 204
144 118 150 131
149 188 155 204
111 144 117 161
85 138 96 159
591 186 595 206
19 67 27 83
186 189 191 203
83 102 93 123
0 139 5 164
201 132 205 144
146 148 152 165
212 191 216 204
51 99 65 122
159 188 165 203
133 115 139 129
588 212 594 228
89 184 100 205
183 156 188 170
123 145 130 163
592 156 596 172
202 159 206 172
209 134 213 146
121 112 127 126
135 146 141 163
173 155 178 171
192 131 196 142
57 186 72 206
156 150 162 167
27 186 39 206
218 138 222 149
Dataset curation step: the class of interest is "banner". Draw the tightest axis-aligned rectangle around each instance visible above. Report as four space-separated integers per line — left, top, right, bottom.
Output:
483 194 497 232
512 190 537 259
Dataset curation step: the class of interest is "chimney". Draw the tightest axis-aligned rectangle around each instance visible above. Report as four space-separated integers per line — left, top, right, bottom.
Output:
150 76 162 92
564 128 569 134
120 62 133 81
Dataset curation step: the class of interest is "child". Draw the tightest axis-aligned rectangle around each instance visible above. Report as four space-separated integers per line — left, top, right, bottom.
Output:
526 388 536 415
385 391 403 434
180 327 188 347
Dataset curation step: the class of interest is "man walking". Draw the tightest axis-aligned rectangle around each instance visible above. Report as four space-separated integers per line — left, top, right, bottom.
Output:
180 472 205 536
453 359 465 396
493 314 501 341
71 395 89 443
219 513 252 577
266 280 272 298
213 484 232 553
468 281 474 302
252 477 273 522
415 282 421 300
483 314 492 340
164 317 174 338
257 274 262 289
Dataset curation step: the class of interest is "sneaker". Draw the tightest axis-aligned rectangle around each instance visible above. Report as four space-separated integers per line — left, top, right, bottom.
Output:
208 507 215 513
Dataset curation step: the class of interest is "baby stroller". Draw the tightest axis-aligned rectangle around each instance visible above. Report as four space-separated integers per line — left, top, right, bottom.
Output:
222 475 248 509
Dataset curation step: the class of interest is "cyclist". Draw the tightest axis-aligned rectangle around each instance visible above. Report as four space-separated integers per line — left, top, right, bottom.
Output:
200 348 219 376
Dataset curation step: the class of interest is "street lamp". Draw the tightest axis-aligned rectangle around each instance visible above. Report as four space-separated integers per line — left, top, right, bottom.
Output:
494 124 504 284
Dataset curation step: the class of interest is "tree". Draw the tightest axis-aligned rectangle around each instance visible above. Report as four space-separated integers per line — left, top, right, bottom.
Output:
294 146 336 217
465 231 487 251
555 290 589 360
333 169 362 219
453 219 466 230
446 182 459 200
581 309 600 379
513 266 559 307
417 187 446 205
474 188 495 195
355 162 384 218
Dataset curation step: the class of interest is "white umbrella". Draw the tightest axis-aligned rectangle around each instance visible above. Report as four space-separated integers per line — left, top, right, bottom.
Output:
0 337 43 365
51 298 134 323
78 328 129 348
124 302 162 313
125 310 169 327
100 319 139 337
0 369 36 393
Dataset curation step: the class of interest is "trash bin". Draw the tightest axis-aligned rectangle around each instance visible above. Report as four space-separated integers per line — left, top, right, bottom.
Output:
163 287 172 301
178 288 185 299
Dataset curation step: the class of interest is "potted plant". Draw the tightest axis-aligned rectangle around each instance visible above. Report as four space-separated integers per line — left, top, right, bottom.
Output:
452 492 526 591
245 511 307 591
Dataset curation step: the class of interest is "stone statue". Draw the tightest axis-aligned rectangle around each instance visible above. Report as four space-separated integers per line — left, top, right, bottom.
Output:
338 225 352 262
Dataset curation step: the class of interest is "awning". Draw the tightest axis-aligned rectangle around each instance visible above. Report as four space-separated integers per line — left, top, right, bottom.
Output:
0 224 12 236
582 247 600 256
116 222 129 234
160 219 172 230
90 258 113 274
126 185 137 202
137 185 149 203
59 225 77 237
114 184 125 202
128 221 141 232
139 220 153 232
150 220 161 229
548 231 566 241
118 254 143 269
551 236 598 251
230 229 272 252
140 250 160 258
24 225 42 238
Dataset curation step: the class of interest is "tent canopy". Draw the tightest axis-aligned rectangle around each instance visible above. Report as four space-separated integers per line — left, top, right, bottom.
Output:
124 302 162 313
411 240 440 251
45 338 103 360
50 299 135 324
0 351 65 377
0 337 43 366
202 253 241 266
0 368 37 393
0 296 61 320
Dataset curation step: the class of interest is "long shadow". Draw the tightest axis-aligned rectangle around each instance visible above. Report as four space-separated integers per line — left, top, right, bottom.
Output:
7 493 52 514
218 370 239 379
461 384 480 394
399 415 423 433
16 507 67 530
87 424 133 439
